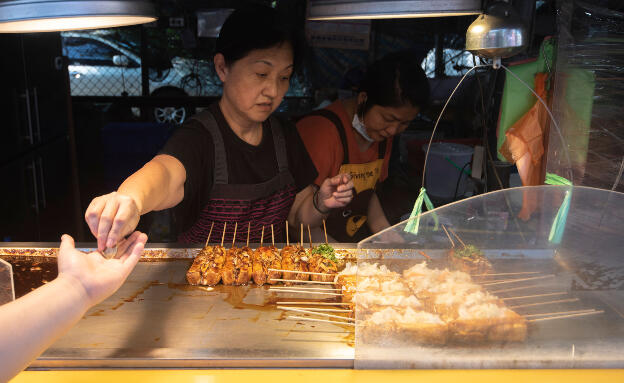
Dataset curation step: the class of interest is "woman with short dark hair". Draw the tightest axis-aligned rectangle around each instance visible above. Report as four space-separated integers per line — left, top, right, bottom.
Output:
85 6 354 248
297 53 430 242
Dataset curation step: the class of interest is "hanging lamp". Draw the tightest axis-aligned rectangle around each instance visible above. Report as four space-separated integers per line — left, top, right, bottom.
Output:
0 0 157 33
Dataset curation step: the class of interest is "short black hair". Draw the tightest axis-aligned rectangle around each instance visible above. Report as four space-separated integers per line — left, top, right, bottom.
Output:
359 52 430 113
215 5 303 70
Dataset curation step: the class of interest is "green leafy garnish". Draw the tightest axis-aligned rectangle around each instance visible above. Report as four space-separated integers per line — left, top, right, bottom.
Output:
454 245 484 260
312 243 337 262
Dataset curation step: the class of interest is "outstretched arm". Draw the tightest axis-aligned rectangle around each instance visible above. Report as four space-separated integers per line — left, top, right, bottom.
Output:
0 232 147 382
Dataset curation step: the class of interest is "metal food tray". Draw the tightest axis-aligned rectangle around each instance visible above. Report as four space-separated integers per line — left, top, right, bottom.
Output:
2 244 624 369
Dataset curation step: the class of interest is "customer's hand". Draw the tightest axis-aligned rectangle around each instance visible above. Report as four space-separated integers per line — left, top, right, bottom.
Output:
57 232 147 307
318 173 354 210
85 192 141 251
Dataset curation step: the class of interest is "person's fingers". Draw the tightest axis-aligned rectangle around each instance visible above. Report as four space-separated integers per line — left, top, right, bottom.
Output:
332 189 353 199
85 197 107 238
59 234 76 254
106 200 137 249
97 198 120 251
341 173 352 185
327 174 344 187
117 231 143 262
336 182 354 192
119 233 147 276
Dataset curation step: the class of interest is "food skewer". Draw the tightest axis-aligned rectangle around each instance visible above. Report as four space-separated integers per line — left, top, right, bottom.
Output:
269 278 334 285
441 224 455 248
279 307 353 313
509 298 580 309
527 310 604 322
204 221 214 247
221 222 227 247
307 225 313 249
277 301 353 306
447 227 466 248
270 286 341 292
490 284 546 294
268 268 334 276
288 315 355 327
481 274 554 286
300 223 303 247
473 271 542 277
279 307 355 322
272 289 342 296
252 225 281 286
524 309 599 318
260 226 264 247
271 224 275 246
501 292 568 301
232 222 238 248
246 222 250 248
286 221 290 246
322 219 328 244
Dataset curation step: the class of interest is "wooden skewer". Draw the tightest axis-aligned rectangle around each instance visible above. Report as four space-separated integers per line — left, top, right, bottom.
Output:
271 286 341 292
527 310 604 323
272 289 343 296
286 221 290 246
280 307 353 313
300 223 303 247
204 221 214 247
524 309 599 318
307 225 313 249
232 222 238 249
246 222 250 248
322 219 328 244
490 284 544 294
288 315 355 327
277 301 352 306
271 224 275 247
269 278 335 285
472 271 542 277
221 222 227 247
441 224 455 248
502 292 568 301
268 268 334 276
279 307 355 322
260 226 265 247
447 227 466 248
509 298 579 309
418 250 432 260
481 274 555 286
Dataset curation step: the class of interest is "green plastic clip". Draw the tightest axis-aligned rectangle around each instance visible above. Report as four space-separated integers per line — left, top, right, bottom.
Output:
404 187 439 235
544 173 572 244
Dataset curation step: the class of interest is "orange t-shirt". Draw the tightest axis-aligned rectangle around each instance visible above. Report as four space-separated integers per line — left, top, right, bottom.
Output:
296 100 393 186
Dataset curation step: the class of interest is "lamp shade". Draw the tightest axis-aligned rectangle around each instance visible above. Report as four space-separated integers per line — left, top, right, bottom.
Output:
466 2 527 59
0 0 157 33
307 0 482 20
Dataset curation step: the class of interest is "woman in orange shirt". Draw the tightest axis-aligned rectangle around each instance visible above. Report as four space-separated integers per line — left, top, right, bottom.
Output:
297 53 429 242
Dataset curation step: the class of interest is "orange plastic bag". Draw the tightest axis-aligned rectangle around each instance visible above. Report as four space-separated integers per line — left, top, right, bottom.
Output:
500 72 549 220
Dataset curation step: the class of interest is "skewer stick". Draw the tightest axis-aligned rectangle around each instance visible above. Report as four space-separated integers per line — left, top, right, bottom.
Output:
490 284 544 294
288 315 354 327
441 224 455 248
472 271 542 277
260 226 265 247
308 225 313 249
481 274 554 286
286 221 289 246
502 292 568 301
270 278 335 285
268 268 334 276
271 286 341 292
221 222 227 247
277 301 353 306
524 309 599 318
322 219 328 244
204 221 214 247
300 223 303 247
246 222 250 248
271 224 275 247
418 250 432 260
279 307 355 322
509 298 579 309
272 289 343 296
527 310 604 322
281 307 353 313
232 222 238 248
447 227 466 248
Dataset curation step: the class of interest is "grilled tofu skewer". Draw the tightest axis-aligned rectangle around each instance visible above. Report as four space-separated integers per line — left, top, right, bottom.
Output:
186 222 226 286
252 226 282 286
281 221 309 285
222 222 252 285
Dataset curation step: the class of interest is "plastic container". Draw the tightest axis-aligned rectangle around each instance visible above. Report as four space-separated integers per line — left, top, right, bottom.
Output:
422 142 474 199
